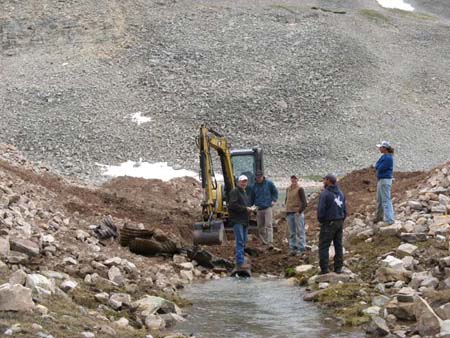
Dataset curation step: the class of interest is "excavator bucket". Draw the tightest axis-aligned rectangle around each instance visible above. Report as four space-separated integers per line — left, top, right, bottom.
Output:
193 220 224 246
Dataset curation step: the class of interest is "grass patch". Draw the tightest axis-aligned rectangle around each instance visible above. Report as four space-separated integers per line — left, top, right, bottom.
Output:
271 4 298 14
347 234 401 280
360 9 389 22
315 283 371 326
389 9 435 20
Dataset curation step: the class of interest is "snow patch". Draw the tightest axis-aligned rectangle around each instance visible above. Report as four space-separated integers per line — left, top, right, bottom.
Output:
99 161 199 181
127 112 152 125
376 0 414 11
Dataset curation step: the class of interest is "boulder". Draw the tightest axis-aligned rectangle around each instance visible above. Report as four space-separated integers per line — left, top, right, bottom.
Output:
108 266 124 285
436 303 450 320
9 238 39 257
9 270 27 285
132 296 180 316
441 319 450 338
144 314 166 330
0 283 34 311
368 316 390 336
0 236 10 256
379 223 402 236
26 274 55 297
386 299 415 321
396 244 418 258
294 264 314 274
415 296 442 336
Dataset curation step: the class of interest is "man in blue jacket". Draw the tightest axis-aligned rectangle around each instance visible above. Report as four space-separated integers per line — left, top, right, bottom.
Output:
317 174 347 275
250 170 278 249
374 141 395 225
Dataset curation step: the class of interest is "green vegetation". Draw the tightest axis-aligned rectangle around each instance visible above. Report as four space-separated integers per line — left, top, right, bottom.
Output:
271 4 298 14
360 9 389 22
347 234 401 280
314 283 371 326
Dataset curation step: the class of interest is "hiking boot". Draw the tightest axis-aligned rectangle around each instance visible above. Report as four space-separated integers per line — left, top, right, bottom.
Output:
319 270 329 275
334 268 343 274
289 250 296 257
235 262 251 270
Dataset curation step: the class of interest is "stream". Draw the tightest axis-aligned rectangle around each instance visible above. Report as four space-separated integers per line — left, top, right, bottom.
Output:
176 277 366 338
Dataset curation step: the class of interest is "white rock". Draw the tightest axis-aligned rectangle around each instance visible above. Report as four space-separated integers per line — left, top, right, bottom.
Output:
0 237 10 256
178 262 194 270
319 282 329 289
81 332 95 338
104 257 122 266
294 264 314 274
76 230 90 241
26 274 55 296
397 243 418 257
108 266 124 285
60 280 78 292
9 270 27 285
113 317 129 329
381 255 405 271
0 283 34 311
180 270 194 282
63 257 78 265
363 306 381 316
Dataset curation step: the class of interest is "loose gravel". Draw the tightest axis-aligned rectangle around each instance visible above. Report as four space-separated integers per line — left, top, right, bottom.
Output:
1 0 450 183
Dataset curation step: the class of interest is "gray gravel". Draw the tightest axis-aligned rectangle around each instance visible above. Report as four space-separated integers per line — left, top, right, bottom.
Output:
1 0 450 183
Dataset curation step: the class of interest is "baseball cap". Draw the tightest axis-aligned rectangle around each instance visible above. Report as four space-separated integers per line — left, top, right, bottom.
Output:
238 175 248 181
255 170 263 176
376 140 391 149
322 174 337 184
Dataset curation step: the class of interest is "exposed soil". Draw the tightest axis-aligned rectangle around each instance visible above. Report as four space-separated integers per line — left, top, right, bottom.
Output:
0 156 429 276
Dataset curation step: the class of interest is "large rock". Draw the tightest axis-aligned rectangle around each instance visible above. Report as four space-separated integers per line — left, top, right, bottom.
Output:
26 274 55 297
381 255 405 271
441 319 450 338
368 316 390 336
108 266 124 285
400 232 427 243
386 299 415 321
379 223 402 236
396 244 418 258
0 237 10 256
132 296 180 316
295 264 314 274
415 296 442 336
144 315 166 330
9 238 39 257
9 270 27 285
0 283 34 311
436 303 450 320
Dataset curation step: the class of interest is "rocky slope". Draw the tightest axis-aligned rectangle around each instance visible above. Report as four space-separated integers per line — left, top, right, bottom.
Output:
1 0 450 183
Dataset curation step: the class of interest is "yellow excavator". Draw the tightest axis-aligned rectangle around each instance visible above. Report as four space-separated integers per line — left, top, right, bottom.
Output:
193 125 264 246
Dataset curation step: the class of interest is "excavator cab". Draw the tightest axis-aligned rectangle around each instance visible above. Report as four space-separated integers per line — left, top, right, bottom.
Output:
193 125 264 246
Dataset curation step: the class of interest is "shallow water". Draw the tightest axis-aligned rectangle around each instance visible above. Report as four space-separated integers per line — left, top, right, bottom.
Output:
176 277 366 338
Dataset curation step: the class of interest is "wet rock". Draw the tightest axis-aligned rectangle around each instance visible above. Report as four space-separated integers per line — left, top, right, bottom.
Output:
132 296 180 316
9 238 39 257
0 283 34 311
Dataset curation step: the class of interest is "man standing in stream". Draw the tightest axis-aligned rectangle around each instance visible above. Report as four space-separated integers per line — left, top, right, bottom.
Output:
250 170 279 250
228 175 253 270
317 174 347 274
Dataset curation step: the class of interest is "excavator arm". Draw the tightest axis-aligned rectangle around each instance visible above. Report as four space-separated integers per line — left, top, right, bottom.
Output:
198 125 235 221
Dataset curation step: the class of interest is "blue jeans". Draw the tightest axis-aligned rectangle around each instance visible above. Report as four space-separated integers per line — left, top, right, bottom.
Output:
286 212 306 252
233 223 248 265
376 178 394 224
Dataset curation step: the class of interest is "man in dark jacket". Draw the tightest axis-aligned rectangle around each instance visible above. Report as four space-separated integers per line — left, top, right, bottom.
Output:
317 174 347 274
229 175 252 269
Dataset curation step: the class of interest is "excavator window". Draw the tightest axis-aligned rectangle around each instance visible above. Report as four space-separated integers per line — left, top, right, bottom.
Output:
231 154 256 184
